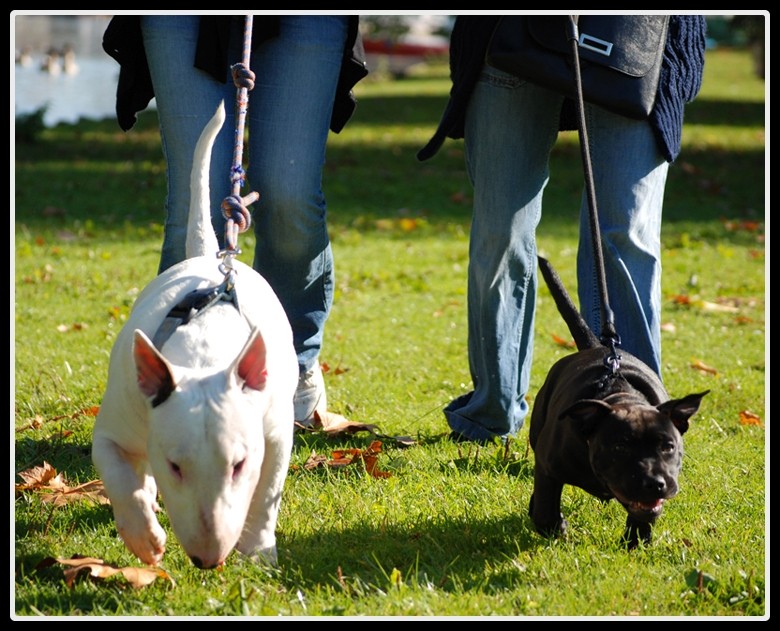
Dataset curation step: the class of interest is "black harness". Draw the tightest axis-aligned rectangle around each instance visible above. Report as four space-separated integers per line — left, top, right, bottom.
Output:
152 278 240 349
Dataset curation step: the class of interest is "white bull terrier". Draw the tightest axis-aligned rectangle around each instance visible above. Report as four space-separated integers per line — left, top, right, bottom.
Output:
92 102 298 569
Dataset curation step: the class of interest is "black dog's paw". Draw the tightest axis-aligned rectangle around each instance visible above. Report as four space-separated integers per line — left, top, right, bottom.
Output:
622 518 652 550
532 513 568 540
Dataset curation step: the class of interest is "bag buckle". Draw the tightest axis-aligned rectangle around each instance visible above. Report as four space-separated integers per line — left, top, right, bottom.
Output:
578 32 613 56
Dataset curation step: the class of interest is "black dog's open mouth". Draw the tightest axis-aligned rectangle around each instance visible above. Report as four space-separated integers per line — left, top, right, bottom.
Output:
611 490 667 521
625 498 664 519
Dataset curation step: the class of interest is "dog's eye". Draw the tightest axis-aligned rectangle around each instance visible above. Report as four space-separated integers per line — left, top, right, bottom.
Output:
169 461 182 480
660 440 676 454
232 459 245 480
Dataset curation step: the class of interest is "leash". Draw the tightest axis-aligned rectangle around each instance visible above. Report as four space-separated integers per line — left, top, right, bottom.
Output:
217 15 259 279
565 15 622 374
153 16 258 349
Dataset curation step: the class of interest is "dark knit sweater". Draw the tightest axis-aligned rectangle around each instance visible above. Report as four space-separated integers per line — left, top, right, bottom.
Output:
417 15 706 163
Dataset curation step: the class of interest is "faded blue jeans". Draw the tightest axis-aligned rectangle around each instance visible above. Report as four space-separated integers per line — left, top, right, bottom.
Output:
141 15 348 371
446 65 668 442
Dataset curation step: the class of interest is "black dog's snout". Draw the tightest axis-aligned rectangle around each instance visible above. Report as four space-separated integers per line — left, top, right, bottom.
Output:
643 476 667 494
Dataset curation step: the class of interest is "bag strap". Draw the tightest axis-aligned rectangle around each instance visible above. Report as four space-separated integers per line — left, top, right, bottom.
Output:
566 15 621 372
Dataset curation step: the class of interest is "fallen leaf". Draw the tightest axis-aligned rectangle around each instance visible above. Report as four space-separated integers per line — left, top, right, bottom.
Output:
302 453 329 471
77 405 100 418
302 441 392 478
296 409 380 437
693 299 739 314
39 556 175 589
16 406 100 433
15 415 44 432
16 462 110 505
40 479 111 507
671 294 691 306
294 409 416 447
690 359 718 376
551 333 576 349
739 410 762 426
320 361 349 376
16 461 63 488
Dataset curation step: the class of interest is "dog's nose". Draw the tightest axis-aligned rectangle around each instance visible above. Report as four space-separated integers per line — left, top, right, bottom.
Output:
190 555 221 570
644 476 667 494
190 555 225 570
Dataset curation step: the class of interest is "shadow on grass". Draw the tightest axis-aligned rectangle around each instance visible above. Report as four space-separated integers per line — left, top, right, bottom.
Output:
15 81 764 245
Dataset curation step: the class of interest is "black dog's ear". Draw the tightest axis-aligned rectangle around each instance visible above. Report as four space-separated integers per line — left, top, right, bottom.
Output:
559 399 612 436
657 390 710 435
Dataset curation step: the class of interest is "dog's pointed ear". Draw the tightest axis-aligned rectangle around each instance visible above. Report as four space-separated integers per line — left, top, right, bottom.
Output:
657 390 710 435
133 330 176 407
559 399 612 436
234 329 268 391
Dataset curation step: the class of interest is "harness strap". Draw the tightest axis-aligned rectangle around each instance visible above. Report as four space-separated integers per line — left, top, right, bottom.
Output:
152 280 239 349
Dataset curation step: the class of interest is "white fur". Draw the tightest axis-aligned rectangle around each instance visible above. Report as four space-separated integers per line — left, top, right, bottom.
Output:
92 102 297 569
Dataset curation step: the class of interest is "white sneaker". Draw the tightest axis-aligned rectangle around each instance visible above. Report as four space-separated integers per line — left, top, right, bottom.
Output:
293 363 327 426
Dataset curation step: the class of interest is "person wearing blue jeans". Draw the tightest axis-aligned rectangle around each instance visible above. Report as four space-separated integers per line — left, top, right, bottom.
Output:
103 15 368 424
418 15 706 443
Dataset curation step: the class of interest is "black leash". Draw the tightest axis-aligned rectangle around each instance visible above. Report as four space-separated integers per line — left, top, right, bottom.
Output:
565 15 621 373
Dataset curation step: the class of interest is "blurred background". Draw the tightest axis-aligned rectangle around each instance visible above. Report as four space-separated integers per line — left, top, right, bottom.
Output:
13 13 765 129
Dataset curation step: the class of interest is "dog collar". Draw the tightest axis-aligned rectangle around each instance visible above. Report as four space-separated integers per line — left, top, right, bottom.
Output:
152 279 239 349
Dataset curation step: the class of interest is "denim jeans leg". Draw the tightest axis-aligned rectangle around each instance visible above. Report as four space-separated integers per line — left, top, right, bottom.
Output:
246 16 348 371
140 15 237 274
445 68 563 441
575 105 668 376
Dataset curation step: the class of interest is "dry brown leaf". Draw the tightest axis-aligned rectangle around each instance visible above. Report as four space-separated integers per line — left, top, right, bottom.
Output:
302 441 392 478
15 462 110 505
16 415 44 432
302 453 329 470
298 409 380 436
16 461 65 489
551 333 576 348
694 299 739 313
670 294 692 306
17 406 100 434
294 410 416 447
40 479 111 507
320 361 349 376
739 410 762 426
690 359 718 376
43 556 175 589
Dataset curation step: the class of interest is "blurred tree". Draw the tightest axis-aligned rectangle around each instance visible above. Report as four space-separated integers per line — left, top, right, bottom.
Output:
730 15 765 79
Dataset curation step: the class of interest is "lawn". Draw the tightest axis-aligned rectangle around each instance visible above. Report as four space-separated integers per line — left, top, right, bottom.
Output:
13 46 766 618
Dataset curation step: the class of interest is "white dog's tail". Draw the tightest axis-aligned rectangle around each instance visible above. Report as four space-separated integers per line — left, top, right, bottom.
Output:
186 101 226 260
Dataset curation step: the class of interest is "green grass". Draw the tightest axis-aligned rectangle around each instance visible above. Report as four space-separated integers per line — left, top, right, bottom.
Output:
14 47 765 618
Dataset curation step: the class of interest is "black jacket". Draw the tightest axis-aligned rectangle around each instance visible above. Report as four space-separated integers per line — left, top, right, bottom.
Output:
418 15 706 163
103 15 368 133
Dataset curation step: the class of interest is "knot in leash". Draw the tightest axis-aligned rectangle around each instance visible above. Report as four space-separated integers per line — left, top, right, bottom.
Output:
221 193 257 233
230 62 256 90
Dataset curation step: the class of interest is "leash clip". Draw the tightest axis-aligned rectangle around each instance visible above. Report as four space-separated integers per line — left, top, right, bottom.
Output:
601 334 622 375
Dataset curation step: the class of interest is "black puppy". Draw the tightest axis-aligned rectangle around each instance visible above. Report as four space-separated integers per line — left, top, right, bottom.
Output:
529 257 708 549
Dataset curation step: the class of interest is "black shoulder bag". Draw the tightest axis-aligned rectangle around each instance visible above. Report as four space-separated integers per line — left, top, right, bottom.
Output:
485 14 669 120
